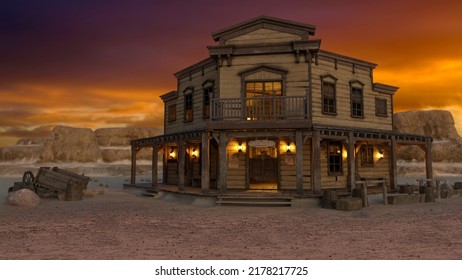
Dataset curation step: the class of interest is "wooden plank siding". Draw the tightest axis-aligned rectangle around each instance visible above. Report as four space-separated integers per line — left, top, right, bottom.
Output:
311 56 393 130
219 54 309 99
226 140 246 189
279 141 311 190
356 144 391 183
164 63 218 135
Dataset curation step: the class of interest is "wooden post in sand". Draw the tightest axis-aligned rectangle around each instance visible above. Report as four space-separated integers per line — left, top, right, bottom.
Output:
311 130 321 194
218 131 228 194
151 145 158 188
130 145 138 185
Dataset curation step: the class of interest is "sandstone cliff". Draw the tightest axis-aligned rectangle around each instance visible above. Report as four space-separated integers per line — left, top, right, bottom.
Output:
394 110 462 162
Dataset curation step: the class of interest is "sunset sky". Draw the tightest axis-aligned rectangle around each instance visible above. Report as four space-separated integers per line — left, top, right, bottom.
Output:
1 0 462 146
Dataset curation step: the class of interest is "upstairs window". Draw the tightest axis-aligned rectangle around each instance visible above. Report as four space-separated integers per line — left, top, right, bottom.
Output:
167 105 176 122
203 81 214 118
321 75 337 115
184 87 194 122
375 98 388 117
350 81 364 118
328 141 343 175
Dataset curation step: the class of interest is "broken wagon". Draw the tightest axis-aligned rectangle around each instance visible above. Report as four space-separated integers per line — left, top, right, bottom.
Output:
9 167 90 201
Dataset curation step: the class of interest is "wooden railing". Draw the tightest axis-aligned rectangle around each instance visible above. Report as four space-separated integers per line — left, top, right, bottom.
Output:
211 96 308 120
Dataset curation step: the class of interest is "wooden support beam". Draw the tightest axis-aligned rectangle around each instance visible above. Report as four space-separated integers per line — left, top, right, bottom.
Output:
151 145 158 188
347 132 356 192
295 130 304 195
218 131 228 194
163 146 168 183
425 138 433 185
311 130 321 194
389 136 398 190
201 131 210 194
130 145 137 184
178 139 185 192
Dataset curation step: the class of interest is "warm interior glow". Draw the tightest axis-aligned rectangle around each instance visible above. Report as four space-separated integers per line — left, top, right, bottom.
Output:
169 148 177 160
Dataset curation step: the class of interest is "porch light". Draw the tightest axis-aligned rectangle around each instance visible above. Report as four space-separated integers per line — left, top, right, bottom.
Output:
342 149 348 160
238 142 244 153
286 142 292 153
191 148 198 159
379 149 384 159
169 148 176 160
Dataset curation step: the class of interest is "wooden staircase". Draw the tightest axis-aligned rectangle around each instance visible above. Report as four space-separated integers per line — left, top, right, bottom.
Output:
216 195 294 207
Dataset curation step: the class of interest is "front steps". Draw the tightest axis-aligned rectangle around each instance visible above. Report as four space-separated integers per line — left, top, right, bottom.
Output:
216 195 294 207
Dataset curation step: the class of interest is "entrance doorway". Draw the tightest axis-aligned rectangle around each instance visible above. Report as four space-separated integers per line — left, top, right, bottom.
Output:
248 142 278 190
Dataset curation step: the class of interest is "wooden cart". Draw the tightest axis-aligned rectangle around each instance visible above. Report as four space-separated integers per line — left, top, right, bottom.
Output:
9 167 90 201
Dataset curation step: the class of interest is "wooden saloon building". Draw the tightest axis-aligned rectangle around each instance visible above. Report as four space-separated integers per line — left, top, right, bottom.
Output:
130 16 433 196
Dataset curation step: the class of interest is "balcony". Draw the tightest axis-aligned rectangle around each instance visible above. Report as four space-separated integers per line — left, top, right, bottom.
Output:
211 96 308 121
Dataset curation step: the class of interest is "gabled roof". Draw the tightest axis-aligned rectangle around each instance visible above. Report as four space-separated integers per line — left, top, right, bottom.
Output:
211 16 316 43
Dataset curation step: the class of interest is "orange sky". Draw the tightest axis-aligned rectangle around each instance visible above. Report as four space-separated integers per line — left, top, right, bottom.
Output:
1 0 462 146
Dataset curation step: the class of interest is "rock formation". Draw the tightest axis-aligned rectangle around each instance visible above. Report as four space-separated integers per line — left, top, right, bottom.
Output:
7 188 40 207
39 126 103 163
394 110 461 140
394 110 462 162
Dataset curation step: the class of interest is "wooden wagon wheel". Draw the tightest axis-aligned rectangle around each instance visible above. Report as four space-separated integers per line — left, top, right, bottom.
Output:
22 171 35 188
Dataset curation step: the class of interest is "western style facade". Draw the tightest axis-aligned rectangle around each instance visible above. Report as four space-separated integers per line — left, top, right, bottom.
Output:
130 16 433 195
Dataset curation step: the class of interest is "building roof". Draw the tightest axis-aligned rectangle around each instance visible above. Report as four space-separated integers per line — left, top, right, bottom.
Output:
211 16 316 43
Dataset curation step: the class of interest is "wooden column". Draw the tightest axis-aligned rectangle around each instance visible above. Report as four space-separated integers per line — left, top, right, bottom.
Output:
130 145 137 185
425 138 433 183
389 136 398 190
151 145 158 188
178 139 185 192
311 130 321 194
218 131 228 194
347 132 356 192
295 130 304 195
201 131 210 194
163 145 168 183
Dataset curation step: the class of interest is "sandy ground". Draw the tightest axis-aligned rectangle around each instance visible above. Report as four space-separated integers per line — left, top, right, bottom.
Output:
0 181 461 260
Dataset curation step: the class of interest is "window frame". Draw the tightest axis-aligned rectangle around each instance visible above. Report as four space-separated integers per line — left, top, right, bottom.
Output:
183 87 194 122
360 144 375 166
375 97 388 117
327 140 343 176
167 104 176 122
350 80 364 118
202 80 214 119
320 75 338 115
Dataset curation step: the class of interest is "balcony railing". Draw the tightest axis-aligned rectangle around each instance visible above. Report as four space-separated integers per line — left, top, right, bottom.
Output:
211 96 308 120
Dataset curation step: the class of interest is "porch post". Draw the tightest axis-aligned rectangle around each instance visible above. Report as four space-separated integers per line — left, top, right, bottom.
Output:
163 145 168 183
347 132 356 192
295 130 304 195
178 139 185 192
151 145 158 188
425 138 433 183
130 145 137 185
218 131 228 194
389 136 398 190
311 129 321 194
201 131 210 194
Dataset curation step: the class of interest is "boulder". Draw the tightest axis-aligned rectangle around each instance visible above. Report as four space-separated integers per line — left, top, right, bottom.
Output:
39 126 103 162
7 188 40 207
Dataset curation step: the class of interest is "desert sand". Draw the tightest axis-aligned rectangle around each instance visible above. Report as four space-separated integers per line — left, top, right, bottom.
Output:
0 179 461 260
